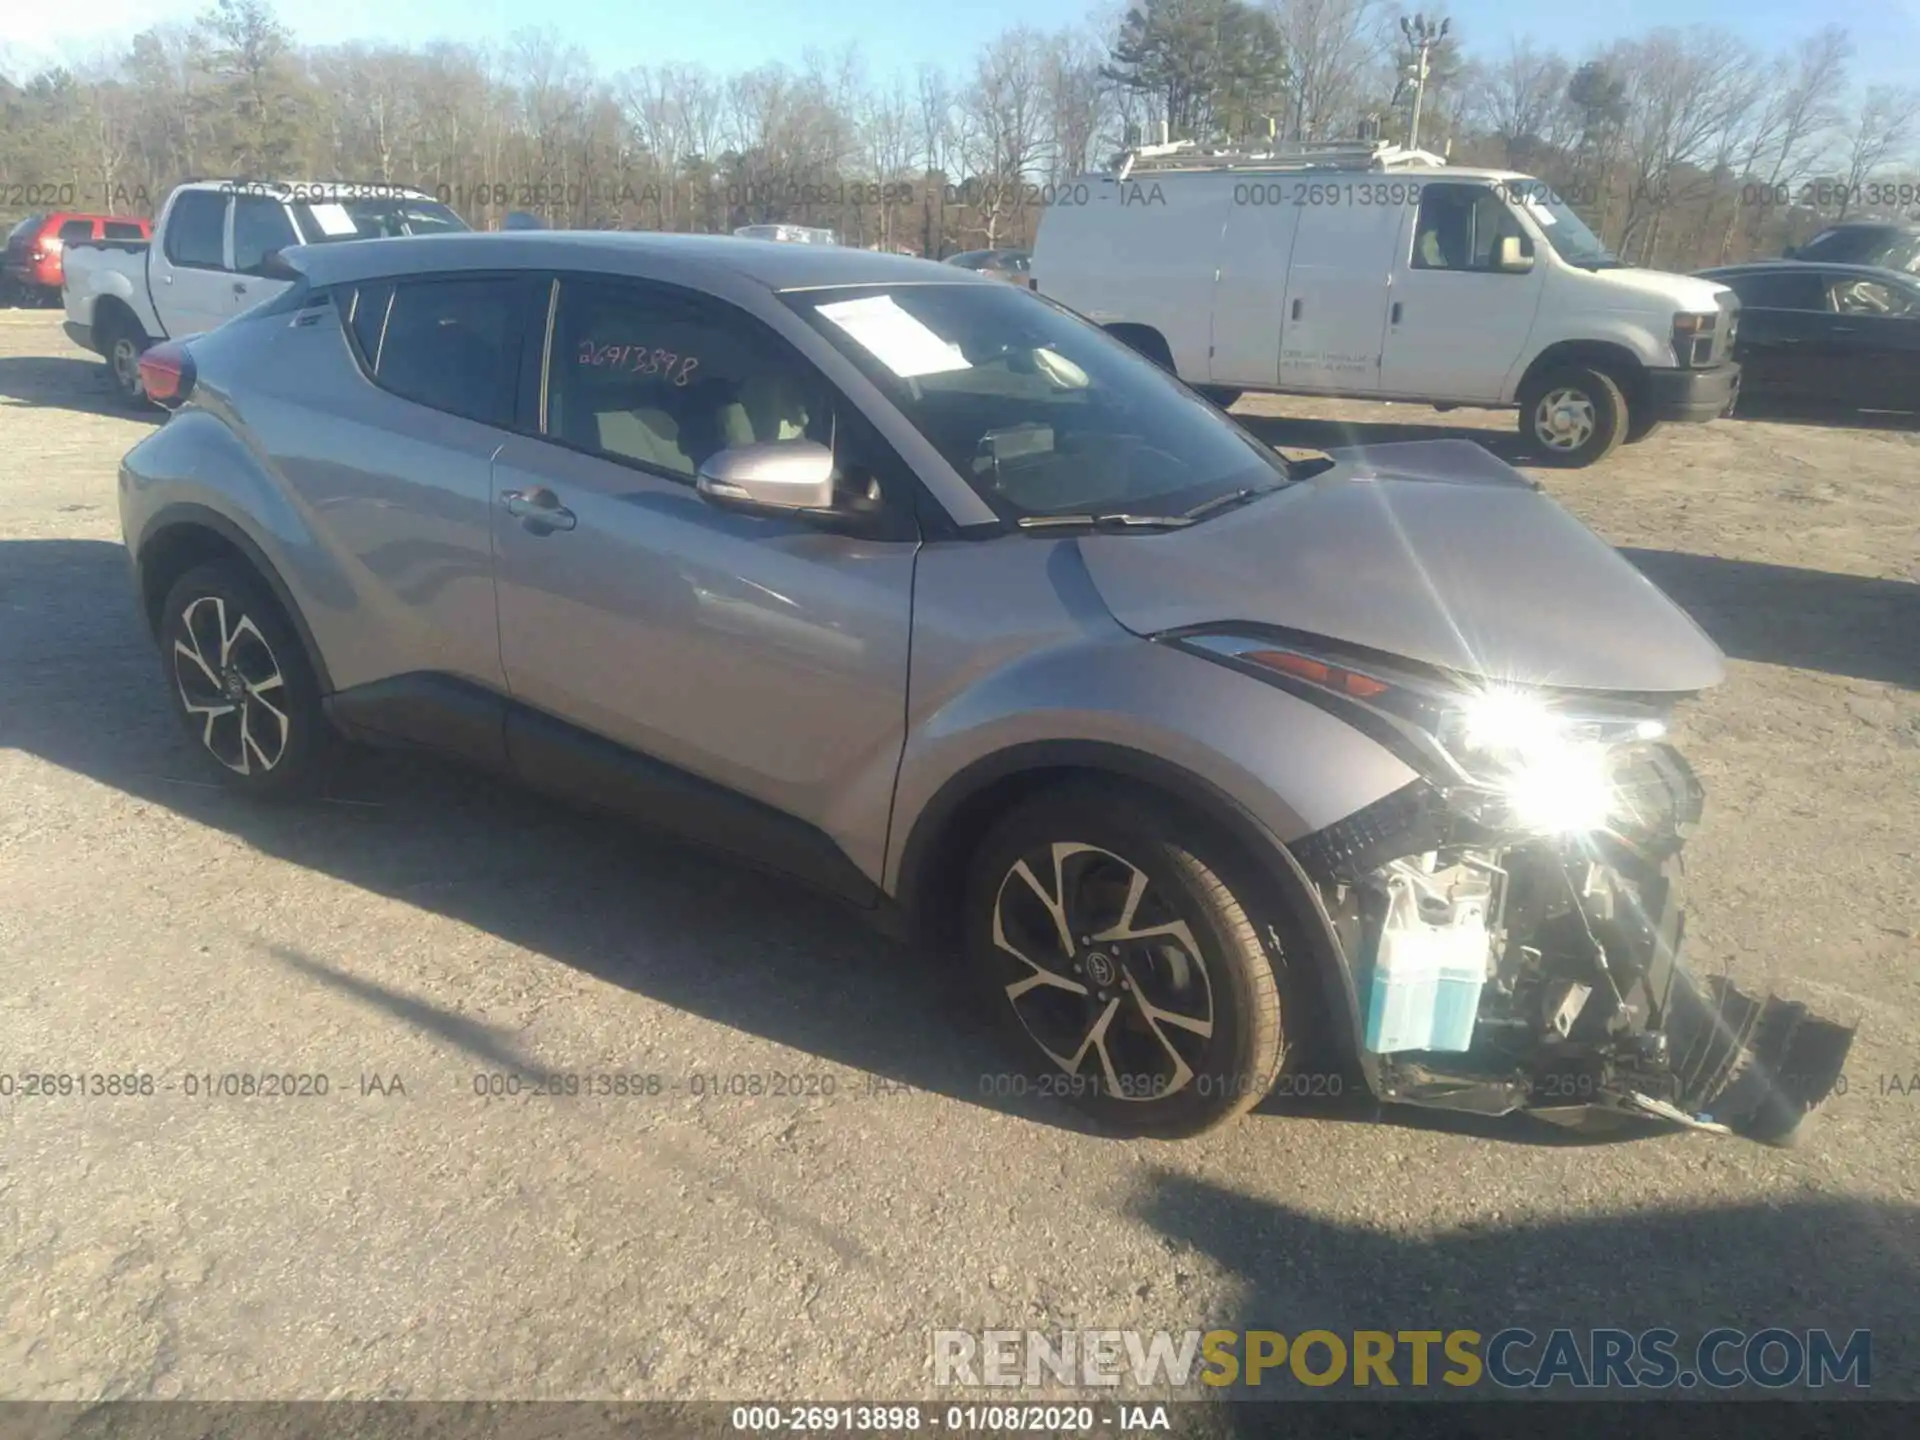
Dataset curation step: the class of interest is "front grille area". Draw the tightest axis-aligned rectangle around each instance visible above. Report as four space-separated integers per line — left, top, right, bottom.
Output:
1291 781 1449 884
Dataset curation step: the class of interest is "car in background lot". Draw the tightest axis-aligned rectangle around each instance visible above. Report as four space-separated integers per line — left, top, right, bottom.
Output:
4 212 151 305
944 248 1030 281
114 230 1852 1147
1785 222 1920 274
1033 140 1742 467
62 180 467 403
1697 262 1920 416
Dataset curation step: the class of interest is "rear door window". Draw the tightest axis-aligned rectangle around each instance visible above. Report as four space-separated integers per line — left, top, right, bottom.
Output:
57 219 96 242
346 275 527 429
231 196 298 274
164 191 229 269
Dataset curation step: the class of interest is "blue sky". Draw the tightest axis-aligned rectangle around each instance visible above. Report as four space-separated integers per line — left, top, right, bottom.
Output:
7 0 1918 87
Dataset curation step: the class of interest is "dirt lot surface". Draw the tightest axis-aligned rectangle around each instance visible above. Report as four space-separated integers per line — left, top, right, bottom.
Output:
2 307 1918 1401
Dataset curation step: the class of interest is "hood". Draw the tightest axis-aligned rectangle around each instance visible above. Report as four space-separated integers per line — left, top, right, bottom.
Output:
1569 263 1731 312
1078 440 1726 695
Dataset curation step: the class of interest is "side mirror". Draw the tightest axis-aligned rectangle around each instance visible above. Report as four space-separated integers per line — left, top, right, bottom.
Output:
1497 235 1534 273
696 439 836 513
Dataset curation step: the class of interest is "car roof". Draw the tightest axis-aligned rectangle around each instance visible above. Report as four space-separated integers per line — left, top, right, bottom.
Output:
279 229 999 294
1700 261 1920 285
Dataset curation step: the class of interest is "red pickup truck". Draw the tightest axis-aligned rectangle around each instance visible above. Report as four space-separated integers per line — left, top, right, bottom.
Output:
4 212 152 305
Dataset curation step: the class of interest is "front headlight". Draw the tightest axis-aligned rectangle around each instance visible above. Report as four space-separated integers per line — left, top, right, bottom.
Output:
1449 688 1664 837
1172 636 1673 839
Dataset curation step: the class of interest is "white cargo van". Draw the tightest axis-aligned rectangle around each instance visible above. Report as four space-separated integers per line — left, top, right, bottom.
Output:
1031 141 1741 466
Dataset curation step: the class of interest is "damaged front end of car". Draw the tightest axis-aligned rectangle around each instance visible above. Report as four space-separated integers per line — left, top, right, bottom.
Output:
1180 633 1857 1146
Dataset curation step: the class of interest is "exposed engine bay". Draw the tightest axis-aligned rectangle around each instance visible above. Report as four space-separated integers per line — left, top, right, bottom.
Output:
1294 737 1857 1145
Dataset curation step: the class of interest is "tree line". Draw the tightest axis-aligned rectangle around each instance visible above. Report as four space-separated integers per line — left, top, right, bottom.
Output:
3 0 1917 271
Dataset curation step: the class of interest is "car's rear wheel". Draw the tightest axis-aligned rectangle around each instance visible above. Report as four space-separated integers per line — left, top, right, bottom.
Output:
964 784 1289 1138
1518 364 1626 466
102 314 151 407
1195 386 1242 410
159 561 331 799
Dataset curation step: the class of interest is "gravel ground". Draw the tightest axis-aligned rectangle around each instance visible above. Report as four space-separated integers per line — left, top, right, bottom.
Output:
1 308 1917 1402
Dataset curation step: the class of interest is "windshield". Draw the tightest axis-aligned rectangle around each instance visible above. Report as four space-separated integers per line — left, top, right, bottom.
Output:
1799 227 1920 271
289 198 468 243
783 282 1288 522
1514 190 1618 268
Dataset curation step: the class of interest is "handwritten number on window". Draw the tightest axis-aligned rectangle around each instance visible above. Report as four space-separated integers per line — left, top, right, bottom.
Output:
577 340 699 386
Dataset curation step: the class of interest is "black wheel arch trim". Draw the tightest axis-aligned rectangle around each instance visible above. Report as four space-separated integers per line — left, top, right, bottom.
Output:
1516 340 1647 411
134 503 336 695
894 738 1380 1090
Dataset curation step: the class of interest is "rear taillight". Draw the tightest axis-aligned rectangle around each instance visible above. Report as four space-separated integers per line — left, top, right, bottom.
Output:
139 342 196 408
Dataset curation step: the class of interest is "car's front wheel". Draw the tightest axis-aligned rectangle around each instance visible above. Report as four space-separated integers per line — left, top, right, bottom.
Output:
964 785 1289 1138
1518 364 1627 466
159 561 331 799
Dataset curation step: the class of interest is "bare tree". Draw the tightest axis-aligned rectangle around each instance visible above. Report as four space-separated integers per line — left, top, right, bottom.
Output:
1272 0 1388 142
1837 84 1920 218
1717 26 1851 260
1463 38 1569 170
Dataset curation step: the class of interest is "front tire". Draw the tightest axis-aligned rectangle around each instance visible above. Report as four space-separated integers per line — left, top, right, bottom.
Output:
1518 364 1626 466
159 561 332 799
964 784 1288 1138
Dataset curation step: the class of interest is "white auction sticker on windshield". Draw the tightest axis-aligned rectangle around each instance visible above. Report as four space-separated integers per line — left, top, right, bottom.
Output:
1521 196 1558 226
307 203 360 237
816 295 969 378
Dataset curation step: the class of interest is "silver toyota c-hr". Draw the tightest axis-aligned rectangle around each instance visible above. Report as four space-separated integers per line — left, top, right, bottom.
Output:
118 232 1854 1144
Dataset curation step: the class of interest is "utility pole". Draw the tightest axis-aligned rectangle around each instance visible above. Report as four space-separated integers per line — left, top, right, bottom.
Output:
1399 13 1450 152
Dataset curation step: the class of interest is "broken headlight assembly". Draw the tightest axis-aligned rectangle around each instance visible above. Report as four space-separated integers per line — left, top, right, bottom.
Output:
1172 630 1856 1145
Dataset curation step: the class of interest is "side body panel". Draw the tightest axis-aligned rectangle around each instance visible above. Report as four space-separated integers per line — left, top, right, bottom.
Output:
146 188 233 340
1378 194 1547 401
489 434 917 886
123 296 508 695
1276 201 1399 395
1031 176 1230 380
1209 187 1303 387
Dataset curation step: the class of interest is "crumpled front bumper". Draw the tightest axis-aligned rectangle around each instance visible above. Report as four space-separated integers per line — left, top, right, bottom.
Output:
1293 753 1857 1146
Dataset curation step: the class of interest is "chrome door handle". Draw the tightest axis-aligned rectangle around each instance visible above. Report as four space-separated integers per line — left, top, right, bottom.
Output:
503 489 576 531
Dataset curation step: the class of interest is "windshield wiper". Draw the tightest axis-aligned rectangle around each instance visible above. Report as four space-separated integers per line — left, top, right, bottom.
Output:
1014 512 1193 530
1179 481 1289 521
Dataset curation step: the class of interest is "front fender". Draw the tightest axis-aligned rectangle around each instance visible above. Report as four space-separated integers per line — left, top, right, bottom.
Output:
887 632 1410 1086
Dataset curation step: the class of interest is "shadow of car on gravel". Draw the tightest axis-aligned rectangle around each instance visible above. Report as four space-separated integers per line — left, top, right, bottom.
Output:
1133 1175 1919 1412
0 353 160 422
1 537 1909 1142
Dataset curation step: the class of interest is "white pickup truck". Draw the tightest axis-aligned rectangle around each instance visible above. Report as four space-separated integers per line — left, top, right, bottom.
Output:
63 179 467 402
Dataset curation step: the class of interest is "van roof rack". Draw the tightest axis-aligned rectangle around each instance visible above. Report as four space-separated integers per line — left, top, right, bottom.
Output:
1109 139 1446 181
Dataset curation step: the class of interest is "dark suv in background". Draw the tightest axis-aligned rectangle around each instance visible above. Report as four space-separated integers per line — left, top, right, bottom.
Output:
1786 222 1920 274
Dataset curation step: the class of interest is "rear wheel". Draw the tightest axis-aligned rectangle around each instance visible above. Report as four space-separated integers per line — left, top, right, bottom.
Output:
101 313 152 407
1518 364 1626 466
964 784 1290 1138
1195 386 1242 410
159 561 333 800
